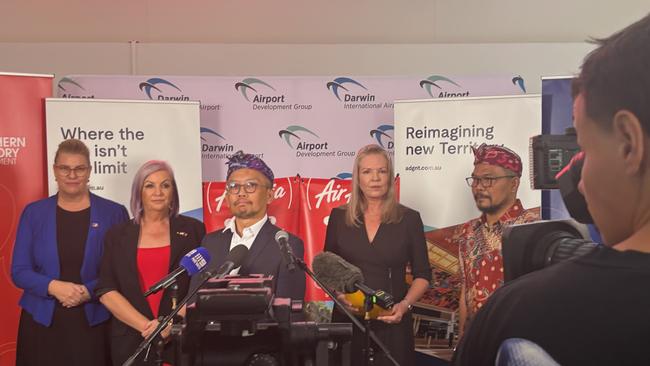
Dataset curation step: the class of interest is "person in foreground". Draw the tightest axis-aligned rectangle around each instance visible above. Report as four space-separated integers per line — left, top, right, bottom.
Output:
97 160 205 365
324 144 431 366
193 151 305 301
11 139 129 366
453 13 650 366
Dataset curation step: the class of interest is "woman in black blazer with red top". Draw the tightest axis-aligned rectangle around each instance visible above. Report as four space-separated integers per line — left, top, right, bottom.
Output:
96 161 205 365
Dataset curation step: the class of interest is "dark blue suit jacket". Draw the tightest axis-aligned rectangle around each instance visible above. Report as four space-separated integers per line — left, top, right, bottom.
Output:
194 220 306 301
11 193 129 327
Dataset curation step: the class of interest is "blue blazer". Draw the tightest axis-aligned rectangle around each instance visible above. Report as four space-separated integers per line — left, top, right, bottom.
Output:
11 193 129 327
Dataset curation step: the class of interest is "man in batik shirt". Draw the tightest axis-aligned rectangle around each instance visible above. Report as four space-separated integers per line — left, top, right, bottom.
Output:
454 143 539 339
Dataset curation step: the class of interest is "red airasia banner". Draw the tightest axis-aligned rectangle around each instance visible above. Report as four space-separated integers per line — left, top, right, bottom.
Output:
203 177 302 234
203 177 399 302
299 178 353 301
0 73 52 366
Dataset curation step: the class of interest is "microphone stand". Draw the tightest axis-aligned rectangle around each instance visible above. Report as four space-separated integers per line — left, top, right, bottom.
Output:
363 294 375 366
123 270 219 366
142 279 179 366
291 257 400 366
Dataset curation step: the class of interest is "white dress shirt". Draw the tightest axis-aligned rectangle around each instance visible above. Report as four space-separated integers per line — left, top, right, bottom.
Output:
222 214 268 274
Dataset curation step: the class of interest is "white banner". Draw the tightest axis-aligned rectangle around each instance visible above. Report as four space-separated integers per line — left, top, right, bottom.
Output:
394 95 541 229
45 98 203 219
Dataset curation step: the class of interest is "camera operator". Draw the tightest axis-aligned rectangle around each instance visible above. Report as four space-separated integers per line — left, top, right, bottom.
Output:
453 13 650 366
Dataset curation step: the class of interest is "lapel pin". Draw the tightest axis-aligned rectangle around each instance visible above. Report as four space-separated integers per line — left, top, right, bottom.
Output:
176 231 188 237
91 222 99 228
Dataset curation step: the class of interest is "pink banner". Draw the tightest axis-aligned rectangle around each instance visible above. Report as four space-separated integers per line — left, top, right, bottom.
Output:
0 73 52 366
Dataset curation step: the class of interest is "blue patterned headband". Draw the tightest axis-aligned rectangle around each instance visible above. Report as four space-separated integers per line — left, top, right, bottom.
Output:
226 150 274 184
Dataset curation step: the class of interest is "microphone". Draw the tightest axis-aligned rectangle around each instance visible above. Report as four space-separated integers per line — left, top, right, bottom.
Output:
274 230 296 272
312 251 395 310
144 247 211 297
209 244 249 279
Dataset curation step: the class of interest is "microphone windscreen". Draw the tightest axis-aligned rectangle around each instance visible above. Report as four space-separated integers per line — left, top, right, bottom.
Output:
312 252 364 293
227 244 249 269
274 230 289 243
179 247 211 275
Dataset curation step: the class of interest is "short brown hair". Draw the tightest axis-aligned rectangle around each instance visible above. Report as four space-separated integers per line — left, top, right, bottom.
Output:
54 139 90 165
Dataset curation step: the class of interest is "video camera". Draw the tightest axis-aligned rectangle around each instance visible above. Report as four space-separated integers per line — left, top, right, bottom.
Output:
502 130 598 282
174 275 352 366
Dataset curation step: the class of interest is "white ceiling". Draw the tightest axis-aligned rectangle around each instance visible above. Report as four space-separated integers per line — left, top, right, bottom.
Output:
1 0 648 44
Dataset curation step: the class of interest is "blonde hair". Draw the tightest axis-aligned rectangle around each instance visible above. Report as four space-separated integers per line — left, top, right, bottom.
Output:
345 144 403 227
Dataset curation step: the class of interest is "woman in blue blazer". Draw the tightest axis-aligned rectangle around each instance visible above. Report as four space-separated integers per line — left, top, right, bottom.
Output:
11 139 129 366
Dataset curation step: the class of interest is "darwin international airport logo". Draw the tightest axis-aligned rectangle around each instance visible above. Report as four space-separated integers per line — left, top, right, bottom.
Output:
278 125 320 149
200 127 226 142
326 77 384 109
201 128 234 157
326 77 368 101
235 78 277 102
420 75 469 98
369 125 394 149
139 78 188 100
512 75 526 93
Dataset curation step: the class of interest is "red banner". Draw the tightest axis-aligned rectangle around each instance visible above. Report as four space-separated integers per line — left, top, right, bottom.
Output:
203 177 399 302
0 73 52 366
203 177 301 234
298 178 353 301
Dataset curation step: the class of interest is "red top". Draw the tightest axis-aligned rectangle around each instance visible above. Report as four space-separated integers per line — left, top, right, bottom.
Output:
137 245 171 318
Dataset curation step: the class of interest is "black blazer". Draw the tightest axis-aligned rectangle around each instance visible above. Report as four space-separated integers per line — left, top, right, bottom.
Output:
193 220 306 301
96 215 205 366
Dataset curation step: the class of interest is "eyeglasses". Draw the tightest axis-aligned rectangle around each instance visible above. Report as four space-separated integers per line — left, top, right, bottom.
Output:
55 165 90 176
225 181 267 194
465 175 516 188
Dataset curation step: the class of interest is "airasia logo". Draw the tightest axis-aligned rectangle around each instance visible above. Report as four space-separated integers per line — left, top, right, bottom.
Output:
312 179 351 209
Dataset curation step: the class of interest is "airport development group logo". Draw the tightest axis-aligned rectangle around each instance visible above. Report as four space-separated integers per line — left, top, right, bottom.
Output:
512 75 526 93
235 78 277 102
420 75 469 98
58 77 94 98
278 125 355 159
201 127 234 159
369 125 394 150
326 77 386 110
139 78 189 101
235 78 311 111
279 125 320 149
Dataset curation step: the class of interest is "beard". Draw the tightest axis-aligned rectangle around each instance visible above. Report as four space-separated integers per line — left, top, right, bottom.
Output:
477 203 501 214
475 195 508 214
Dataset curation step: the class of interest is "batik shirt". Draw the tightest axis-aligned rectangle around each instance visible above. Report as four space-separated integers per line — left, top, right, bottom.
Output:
454 199 539 323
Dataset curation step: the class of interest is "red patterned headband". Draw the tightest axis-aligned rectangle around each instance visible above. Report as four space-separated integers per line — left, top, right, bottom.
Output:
472 143 522 176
